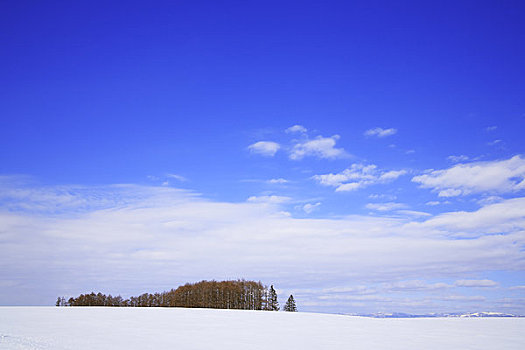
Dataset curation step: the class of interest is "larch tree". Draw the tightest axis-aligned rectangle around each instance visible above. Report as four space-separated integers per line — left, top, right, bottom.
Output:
60 280 272 309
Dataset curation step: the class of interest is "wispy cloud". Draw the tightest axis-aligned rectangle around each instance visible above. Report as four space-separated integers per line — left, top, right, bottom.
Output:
319 285 378 295
455 279 499 288
246 195 291 204
369 194 397 200
313 164 407 192
248 141 280 157
396 210 432 217
302 202 321 214
412 155 525 197
365 202 407 212
364 127 397 138
477 196 504 205
412 197 525 237
488 139 502 146
382 280 452 292
440 295 486 302
267 178 288 184
166 174 187 182
447 155 469 163
318 294 391 301
1 180 524 312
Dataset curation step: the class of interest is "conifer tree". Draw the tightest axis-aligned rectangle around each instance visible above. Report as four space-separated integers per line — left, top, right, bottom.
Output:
267 285 279 311
283 294 297 312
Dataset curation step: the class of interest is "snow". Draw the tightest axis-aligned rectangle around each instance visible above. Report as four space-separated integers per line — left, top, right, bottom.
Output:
0 307 524 349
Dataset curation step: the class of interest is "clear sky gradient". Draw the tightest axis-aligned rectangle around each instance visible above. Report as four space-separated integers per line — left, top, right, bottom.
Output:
1 0 525 314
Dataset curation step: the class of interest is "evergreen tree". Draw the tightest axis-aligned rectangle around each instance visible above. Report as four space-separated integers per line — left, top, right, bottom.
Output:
283 294 297 312
267 285 279 311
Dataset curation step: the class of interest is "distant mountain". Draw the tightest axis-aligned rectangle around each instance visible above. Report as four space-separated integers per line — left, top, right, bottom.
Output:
451 312 521 318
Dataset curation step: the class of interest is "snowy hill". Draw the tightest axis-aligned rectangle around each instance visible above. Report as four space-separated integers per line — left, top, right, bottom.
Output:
1 307 524 349
357 311 522 318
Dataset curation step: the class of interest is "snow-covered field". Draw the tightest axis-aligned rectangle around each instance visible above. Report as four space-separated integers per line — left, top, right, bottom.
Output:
1 307 523 349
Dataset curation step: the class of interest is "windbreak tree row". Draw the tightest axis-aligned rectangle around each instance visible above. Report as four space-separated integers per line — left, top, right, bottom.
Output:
58 280 284 311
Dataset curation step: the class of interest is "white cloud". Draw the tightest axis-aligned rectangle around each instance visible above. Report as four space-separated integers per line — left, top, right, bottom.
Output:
248 141 280 157
249 128 346 161
289 135 347 160
412 155 525 197
285 125 307 133
486 126 498 131
318 294 390 301
441 295 486 302
438 189 463 197
303 202 321 214
267 178 288 184
1 180 525 313
246 195 291 204
426 201 442 206
379 170 407 182
335 183 361 192
477 196 504 205
396 210 432 217
321 285 377 294
364 127 397 138
166 174 187 182
369 194 397 200
455 279 499 288
447 155 469 163
410 197 525 236
314 164 407 192
488 139 502 146
366 202 407 212
382 280 452 292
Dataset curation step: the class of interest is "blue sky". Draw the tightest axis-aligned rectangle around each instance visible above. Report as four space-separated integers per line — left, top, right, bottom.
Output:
1 0 525 314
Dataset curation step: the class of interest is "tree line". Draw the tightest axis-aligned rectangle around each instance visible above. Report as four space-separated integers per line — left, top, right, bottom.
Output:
57 280 296 311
